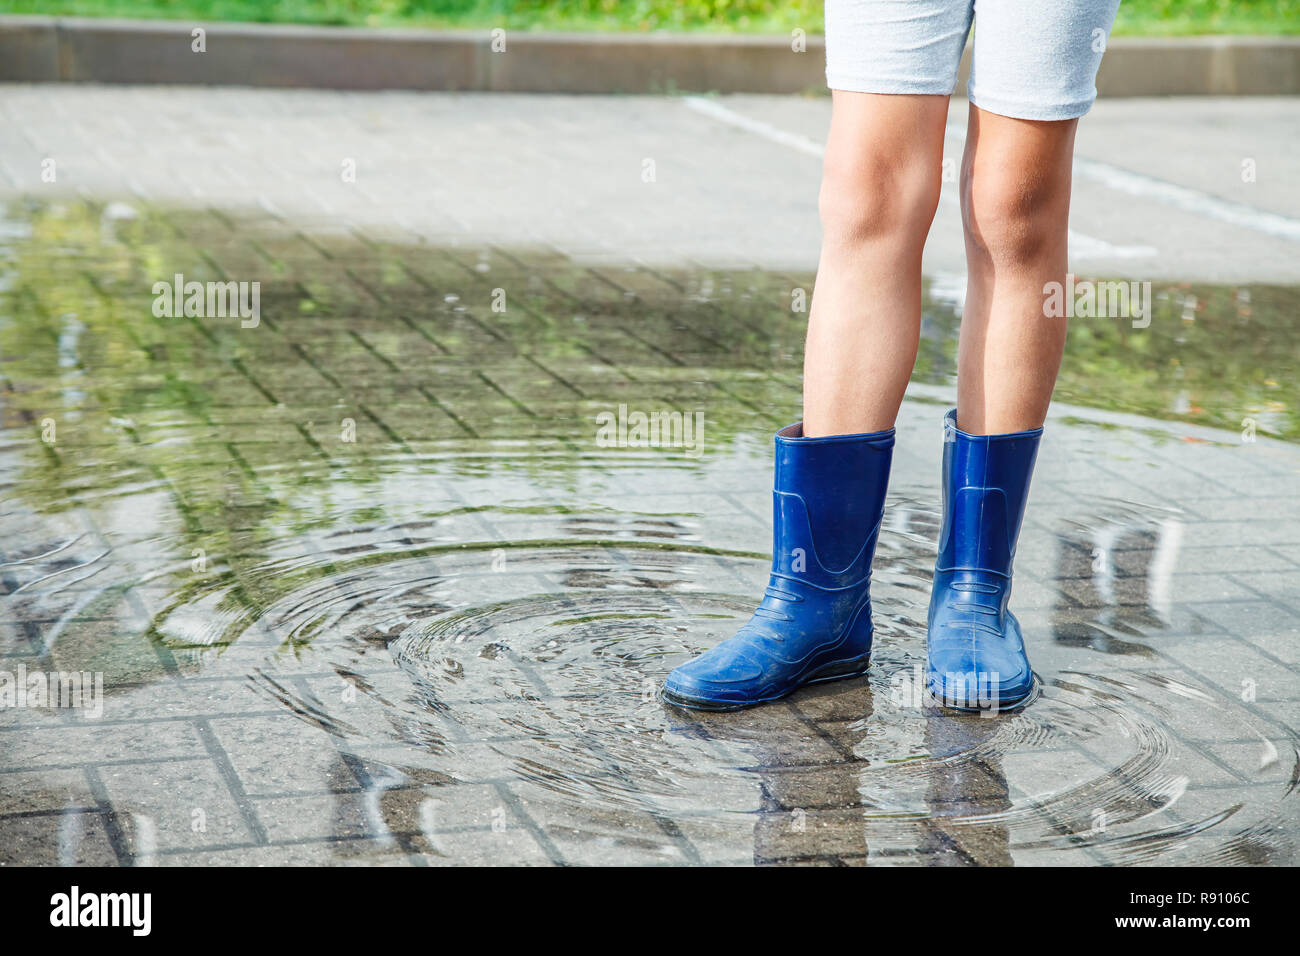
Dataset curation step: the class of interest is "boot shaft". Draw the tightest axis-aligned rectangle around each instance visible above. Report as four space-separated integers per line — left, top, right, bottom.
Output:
770 423 894 589
935 410 1042 578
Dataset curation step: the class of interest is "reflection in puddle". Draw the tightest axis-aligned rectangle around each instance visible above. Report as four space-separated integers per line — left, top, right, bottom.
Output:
1053 504 1185 654
1 200 1296 865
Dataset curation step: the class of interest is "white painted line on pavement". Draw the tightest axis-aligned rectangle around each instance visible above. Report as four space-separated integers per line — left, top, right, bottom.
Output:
686 96 1156 259
1065 229 1158 260
1071 156 1300 243
689 94 1300 249
683 96 827 159
945 121 1300 244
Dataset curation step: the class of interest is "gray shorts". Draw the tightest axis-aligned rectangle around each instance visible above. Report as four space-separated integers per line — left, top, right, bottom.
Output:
825 0 1122 121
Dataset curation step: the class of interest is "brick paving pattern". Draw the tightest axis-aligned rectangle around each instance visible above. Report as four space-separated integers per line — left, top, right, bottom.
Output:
0 85 1296 866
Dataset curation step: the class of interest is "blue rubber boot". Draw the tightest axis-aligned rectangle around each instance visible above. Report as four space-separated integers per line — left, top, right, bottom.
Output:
927 409 1043 711
663 423 894 711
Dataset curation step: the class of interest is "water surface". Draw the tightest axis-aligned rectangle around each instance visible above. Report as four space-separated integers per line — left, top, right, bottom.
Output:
1 200 1295 865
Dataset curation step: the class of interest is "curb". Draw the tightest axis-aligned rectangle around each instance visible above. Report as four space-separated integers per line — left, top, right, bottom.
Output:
2 16 1299 96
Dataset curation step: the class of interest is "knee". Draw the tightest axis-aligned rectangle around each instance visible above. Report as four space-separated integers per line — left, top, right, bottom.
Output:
818 149 941 252
961 165 1067 268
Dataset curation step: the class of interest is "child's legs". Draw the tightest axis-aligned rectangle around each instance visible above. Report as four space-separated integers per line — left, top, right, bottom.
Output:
957 0 1119 433
803 91 949 438
957 105 1078 434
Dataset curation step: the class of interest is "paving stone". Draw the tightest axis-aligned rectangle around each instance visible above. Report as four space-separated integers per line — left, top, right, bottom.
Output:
0 88 1296 866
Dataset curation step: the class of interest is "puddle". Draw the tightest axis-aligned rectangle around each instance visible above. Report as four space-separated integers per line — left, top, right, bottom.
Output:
0 200 1295 865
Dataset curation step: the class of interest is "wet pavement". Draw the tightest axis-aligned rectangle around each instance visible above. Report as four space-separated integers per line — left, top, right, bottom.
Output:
2 88 1298 282
0 196 1296 866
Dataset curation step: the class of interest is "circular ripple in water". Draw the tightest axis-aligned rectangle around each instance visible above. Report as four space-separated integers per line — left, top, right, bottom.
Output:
150 516 1296 865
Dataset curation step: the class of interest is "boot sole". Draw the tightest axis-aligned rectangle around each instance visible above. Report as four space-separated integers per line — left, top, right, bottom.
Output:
661 654 871 713
926 677 1038 714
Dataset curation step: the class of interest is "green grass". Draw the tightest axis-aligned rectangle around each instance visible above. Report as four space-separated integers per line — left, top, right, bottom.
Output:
1 0 1296 35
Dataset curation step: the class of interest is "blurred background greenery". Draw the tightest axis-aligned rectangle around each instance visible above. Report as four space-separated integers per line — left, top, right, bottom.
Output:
0 0 1296 35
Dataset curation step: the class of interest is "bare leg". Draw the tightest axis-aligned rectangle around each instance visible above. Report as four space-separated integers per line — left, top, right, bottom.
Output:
803 91 950 438
957 103 1079 434
664 93 951 711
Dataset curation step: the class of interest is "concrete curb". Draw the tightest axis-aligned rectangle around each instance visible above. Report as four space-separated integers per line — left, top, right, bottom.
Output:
1 16 1298 95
